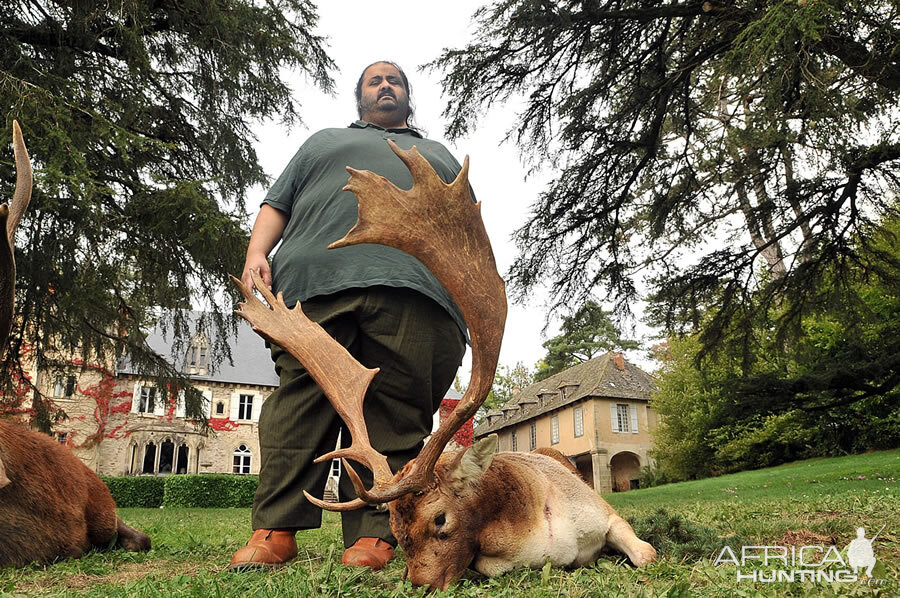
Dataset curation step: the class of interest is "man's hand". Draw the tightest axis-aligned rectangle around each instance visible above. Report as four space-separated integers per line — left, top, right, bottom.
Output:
241 204 288 292
241 255 272 292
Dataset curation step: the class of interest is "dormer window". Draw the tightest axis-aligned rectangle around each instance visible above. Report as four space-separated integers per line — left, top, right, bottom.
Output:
187 333 209 372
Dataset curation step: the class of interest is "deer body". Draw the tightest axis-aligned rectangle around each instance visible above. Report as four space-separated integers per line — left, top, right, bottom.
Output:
0 421 150 566
0 122 150 567
390 443 657 589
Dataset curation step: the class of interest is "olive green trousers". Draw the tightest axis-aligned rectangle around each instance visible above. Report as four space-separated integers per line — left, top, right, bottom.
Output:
251 286 466 548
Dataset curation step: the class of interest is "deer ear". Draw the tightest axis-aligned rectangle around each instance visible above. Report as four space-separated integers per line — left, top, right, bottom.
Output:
447 434 497 494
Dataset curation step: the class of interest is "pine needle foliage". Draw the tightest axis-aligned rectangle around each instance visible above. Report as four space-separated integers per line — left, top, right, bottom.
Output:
429 0 900 364
0 1 335 427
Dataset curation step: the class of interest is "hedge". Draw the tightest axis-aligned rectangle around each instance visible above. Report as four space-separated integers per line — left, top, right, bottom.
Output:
163 474 259 508
101 475 166 508
102 474 259 508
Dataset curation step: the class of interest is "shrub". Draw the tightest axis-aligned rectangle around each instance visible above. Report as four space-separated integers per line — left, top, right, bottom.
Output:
163 474 259 508
638 464 674 488
102 475 166 508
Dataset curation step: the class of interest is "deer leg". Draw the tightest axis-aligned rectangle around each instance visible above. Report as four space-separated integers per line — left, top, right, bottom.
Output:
604 514 657 567
116 518 151 552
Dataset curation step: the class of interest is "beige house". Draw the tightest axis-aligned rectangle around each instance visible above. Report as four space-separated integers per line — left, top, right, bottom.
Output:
474 352 657 493
16 311 278 477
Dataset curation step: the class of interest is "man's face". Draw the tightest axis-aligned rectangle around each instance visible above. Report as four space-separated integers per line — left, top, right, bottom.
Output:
358 63 410 128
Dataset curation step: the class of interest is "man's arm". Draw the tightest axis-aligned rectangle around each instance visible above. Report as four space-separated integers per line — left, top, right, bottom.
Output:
241 204 289 290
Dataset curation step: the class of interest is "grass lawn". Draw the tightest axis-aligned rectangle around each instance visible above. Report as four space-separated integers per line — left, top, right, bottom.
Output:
1 449 897 597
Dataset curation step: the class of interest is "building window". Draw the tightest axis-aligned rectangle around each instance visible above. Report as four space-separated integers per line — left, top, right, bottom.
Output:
551 414 559 445
137 386 156 414
574 405 584 437
616 404 630 433
54 374 76 398
233 444 252 474
159 440 175 475
529 421 537 450
511 430 517 452
238 394 254 421
176 445 189 474
187 334 209 371
329 459 341 478
142 442 157 474
215 401 225 415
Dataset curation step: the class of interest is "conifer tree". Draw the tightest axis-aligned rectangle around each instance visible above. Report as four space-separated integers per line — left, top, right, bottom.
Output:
430 0 900 360
0 1 335 426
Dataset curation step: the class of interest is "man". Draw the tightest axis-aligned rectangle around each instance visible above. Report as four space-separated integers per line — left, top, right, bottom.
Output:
229 61 468 571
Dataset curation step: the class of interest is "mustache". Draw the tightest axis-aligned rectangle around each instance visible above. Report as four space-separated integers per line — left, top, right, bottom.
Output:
378 90 396 99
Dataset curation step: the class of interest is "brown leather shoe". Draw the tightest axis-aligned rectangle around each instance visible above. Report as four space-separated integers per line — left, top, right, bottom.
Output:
229 529 298 570
342 537 395 570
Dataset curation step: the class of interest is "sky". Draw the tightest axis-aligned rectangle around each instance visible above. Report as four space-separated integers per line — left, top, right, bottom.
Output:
246 1 657 374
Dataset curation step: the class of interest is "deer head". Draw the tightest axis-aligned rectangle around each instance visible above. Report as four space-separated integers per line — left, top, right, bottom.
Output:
231 139 507 510
0 120 34 488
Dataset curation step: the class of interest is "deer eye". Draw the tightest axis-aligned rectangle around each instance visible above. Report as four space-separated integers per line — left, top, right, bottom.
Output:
434 513 446 527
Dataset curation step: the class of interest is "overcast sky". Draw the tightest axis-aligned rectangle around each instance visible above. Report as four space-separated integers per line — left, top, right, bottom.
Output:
247 0 657 374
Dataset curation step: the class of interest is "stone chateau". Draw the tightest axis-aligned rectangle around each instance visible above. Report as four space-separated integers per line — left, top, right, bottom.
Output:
11 311 277 477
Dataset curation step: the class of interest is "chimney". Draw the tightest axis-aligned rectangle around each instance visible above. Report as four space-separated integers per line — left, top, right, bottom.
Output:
613 353 625 371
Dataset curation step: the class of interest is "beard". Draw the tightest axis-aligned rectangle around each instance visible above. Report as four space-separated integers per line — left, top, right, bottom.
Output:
359 90 410 123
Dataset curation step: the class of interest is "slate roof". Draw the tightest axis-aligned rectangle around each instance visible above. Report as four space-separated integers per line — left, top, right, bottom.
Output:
474 351 656 437
117 310 279 387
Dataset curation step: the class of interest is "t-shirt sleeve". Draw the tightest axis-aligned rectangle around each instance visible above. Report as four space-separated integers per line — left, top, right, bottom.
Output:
261 136 318 215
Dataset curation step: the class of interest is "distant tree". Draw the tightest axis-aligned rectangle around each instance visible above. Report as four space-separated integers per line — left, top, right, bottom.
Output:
0 1 334 428
651 208 900 479
471 362 534 425
534 301 639 381
430 1 900 364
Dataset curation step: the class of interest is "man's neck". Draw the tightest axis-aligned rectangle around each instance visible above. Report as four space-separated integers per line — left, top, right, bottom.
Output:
361 116 408 130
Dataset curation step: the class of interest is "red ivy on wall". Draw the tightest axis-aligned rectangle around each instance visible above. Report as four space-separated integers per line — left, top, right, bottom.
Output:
208 417 240 431
72 360 133 448
440 398 474 447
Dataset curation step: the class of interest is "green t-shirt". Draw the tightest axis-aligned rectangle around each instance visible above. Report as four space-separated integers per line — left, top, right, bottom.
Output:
263 120 468 339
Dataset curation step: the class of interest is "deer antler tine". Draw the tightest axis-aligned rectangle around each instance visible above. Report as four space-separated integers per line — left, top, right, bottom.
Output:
328 141 507 504
230 270 396 507
7 120 32 247
1 120 33 357
303 491 369 512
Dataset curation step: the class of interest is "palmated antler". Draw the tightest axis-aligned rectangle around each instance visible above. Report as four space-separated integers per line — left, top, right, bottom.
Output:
1 120 33 488
233 140 507 509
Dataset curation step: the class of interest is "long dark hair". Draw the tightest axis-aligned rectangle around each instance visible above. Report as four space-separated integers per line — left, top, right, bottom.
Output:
354 61 421 133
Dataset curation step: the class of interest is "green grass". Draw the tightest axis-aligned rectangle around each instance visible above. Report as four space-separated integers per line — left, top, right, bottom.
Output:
1 449 898 597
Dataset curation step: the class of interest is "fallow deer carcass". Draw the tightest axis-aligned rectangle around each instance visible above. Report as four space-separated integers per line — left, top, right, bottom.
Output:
232 140 656 590
0 121 150 567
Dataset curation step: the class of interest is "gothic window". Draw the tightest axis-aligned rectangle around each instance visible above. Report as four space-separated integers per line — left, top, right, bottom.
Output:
176 445 189 474
215 401 225 415
233 444 252 475
142 442 157 474
159 440 175 474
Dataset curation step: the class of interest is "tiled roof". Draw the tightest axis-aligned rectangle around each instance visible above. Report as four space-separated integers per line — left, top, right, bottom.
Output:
117 310 279 387
474 352 655 437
